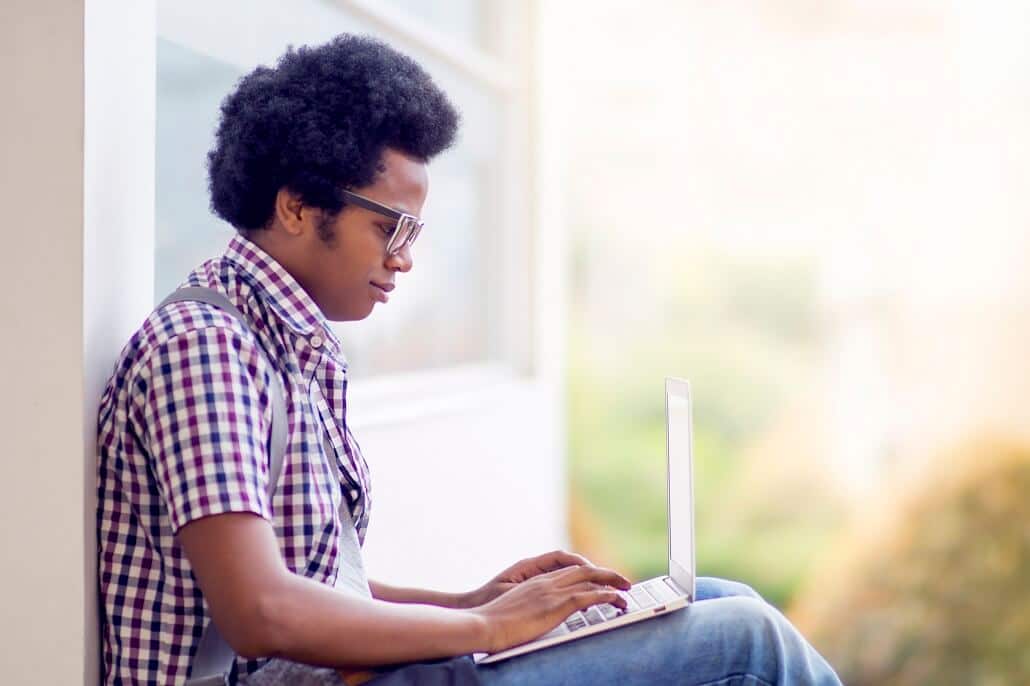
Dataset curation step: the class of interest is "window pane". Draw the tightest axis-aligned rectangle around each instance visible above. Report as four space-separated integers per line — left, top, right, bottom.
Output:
155 38 238 300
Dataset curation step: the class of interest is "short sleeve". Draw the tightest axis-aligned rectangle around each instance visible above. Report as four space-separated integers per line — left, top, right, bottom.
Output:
133 324 275 532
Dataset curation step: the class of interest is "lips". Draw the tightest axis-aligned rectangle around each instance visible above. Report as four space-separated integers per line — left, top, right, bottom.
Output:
370 281 393 303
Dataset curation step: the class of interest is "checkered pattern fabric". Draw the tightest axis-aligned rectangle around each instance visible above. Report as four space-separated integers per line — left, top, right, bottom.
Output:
97 235 371 685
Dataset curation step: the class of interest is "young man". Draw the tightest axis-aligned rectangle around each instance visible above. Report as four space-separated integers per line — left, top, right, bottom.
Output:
97 35 841 685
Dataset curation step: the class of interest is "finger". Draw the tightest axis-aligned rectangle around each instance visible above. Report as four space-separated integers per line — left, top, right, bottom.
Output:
561 579 607 594
509 551 591 581
544 564 590 583
561 579 626 602
491 556 548 584
535 563 588 582
533 549 592 572
552 564 631 590
585 565 632 590
564 589 628 613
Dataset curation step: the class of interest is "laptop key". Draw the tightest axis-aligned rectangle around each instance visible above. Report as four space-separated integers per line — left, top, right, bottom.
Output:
644 580 680 603
564 613 588 632
541 624 569 640
598 603 621 620
618 591 639 612
583 606 606 625
629 586 658 609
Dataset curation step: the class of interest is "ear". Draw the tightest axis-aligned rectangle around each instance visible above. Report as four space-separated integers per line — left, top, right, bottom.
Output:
272 187 309 237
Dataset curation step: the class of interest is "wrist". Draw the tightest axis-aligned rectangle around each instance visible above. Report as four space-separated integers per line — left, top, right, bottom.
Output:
452 588 482 610
463 607 496 652
370 580 470 610
426 589 473 609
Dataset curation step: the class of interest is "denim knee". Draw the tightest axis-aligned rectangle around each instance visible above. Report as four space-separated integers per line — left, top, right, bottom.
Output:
696 577 763 602
697 597 783 674
712 596 779 639
694 596 840 686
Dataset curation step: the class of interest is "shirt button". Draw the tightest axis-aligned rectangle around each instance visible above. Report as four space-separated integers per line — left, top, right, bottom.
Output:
310 334 324 349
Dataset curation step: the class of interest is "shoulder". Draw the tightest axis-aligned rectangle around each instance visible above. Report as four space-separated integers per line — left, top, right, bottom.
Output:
110 255 280 400
144 262 264 361
144 298 249 347
127 299 274 397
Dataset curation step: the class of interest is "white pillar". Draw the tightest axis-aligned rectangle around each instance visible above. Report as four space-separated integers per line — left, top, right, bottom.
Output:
0 1 155 683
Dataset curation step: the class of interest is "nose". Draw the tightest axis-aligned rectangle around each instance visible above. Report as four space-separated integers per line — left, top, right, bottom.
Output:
386 243 414 273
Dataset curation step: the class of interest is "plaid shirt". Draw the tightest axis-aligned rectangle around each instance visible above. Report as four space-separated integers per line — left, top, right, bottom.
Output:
97 235 372 685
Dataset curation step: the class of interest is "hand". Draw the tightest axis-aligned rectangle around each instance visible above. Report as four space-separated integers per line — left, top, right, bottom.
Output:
469 563 632 653
461 550 614 608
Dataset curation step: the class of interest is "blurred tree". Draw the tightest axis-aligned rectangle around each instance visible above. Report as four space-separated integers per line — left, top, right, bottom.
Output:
791 438 1030 686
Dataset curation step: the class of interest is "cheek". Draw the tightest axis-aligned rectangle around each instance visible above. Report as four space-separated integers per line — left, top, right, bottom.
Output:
329 246 372 286
321 240 377 308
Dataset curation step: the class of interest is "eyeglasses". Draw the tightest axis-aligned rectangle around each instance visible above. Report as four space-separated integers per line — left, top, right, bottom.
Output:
341 189 424 256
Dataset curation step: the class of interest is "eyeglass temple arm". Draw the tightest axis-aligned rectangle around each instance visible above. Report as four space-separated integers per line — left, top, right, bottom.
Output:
341 190 403 220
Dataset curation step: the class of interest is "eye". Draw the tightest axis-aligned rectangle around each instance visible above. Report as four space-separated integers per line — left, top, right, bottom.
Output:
378 222 397 237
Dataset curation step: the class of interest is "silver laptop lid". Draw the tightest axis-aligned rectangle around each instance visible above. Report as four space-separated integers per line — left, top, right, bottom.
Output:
665 378 696 600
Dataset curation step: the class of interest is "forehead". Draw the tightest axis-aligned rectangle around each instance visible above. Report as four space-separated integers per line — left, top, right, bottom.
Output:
360 148 429 215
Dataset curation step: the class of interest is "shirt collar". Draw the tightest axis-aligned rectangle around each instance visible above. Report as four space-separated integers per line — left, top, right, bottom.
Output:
223 233 343 354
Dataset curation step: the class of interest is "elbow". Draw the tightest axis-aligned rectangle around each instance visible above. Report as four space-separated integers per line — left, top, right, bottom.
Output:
219 583 295 660
227 633 268 662
234 580 294 655
228 626 273 662
217 618 273 662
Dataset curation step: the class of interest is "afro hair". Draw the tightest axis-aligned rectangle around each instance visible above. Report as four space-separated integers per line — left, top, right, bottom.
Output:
206 34 460 231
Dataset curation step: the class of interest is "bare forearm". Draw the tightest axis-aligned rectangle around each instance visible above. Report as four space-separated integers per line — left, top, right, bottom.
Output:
257 573 486 668
179 515 628 671
369 579 470 609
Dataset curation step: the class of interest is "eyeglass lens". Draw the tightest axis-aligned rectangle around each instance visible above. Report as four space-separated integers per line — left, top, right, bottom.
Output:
388 216 421 255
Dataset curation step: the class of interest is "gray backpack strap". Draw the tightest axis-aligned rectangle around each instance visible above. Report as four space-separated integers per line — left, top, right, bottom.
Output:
157 286 289 686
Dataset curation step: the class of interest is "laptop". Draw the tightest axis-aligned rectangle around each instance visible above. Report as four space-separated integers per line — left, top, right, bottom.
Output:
474 377 697 664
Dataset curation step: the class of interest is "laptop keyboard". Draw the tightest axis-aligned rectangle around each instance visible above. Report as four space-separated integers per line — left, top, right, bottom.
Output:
551 578 682 636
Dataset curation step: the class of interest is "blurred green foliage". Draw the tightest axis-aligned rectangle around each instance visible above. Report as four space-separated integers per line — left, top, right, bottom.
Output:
793 439 1030 685
567 251 845 608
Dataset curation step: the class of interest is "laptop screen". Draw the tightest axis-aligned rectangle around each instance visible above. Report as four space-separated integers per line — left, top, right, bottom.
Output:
666 378 695 596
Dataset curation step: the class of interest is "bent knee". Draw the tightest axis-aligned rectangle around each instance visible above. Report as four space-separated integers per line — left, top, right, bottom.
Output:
675 597 833 685
695 596 782 650
696 577 763 601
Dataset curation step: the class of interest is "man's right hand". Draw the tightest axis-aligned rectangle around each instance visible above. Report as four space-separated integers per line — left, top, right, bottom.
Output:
470 564 631 653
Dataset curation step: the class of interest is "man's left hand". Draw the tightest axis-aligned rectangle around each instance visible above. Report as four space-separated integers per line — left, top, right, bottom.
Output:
459 550 629 609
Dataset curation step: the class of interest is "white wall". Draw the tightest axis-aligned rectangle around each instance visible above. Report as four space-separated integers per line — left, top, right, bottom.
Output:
0 1 155 683
355 374 566 592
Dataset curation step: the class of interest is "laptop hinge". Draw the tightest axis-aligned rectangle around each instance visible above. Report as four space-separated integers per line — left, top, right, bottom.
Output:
668 559 695 602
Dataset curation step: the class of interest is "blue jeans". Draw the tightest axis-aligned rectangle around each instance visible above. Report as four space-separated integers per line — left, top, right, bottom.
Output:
367 577 841 686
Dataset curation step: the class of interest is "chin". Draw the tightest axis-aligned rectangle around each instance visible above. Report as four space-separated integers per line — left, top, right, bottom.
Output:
339 304 376 322
320 296 375 322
